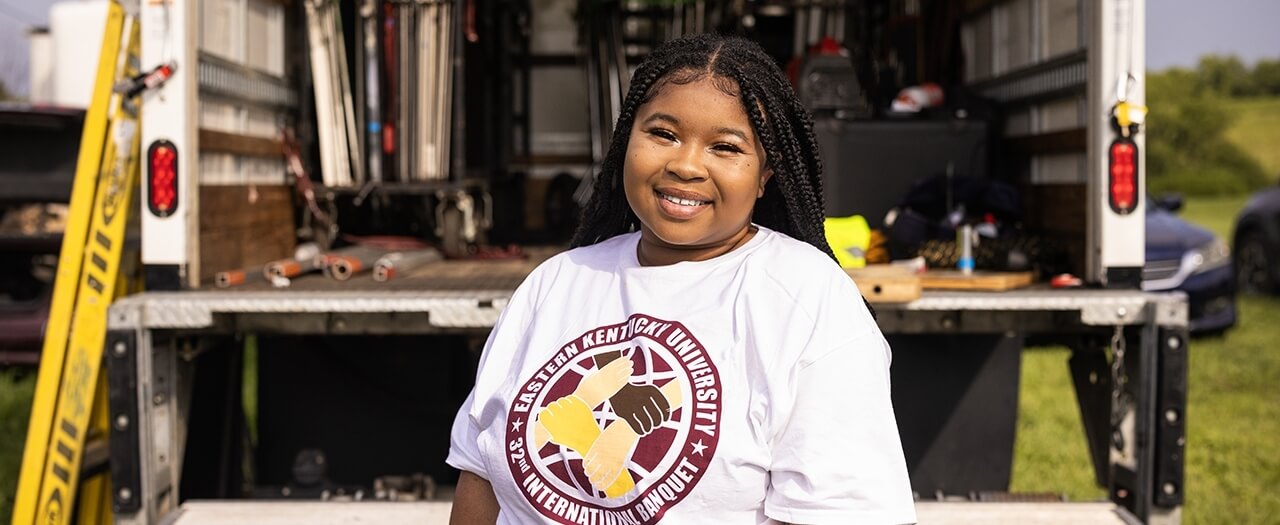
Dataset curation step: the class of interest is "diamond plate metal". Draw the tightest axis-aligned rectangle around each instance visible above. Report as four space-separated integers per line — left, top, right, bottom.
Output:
110 291 514 330
889 289 1185 320
109 288 1188 332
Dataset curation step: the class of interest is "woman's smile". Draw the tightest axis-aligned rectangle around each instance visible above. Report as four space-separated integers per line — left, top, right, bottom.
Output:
654 187 712 219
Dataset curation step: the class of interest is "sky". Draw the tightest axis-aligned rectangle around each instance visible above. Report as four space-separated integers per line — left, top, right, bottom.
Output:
1145 0 1280 70
0 0 1278 97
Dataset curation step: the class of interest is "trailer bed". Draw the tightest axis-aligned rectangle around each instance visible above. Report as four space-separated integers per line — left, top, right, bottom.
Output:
114 280 1186 335
109 274 1185 525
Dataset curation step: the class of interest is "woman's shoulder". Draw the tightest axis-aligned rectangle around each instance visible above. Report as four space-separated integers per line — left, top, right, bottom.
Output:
554 232 635 265
527 232 637 281
749 228 862 311
751 228 848 283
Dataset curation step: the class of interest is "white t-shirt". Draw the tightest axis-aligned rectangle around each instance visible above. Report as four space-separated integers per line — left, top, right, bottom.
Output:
448 226 916 525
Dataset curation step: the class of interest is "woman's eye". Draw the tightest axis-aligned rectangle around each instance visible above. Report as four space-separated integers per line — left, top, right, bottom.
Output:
649 129 676 141
713 143 744 153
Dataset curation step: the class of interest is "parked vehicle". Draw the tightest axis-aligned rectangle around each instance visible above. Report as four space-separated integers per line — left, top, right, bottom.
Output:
0 104 83 366
1143 194 1236 334
1232 183 1280 295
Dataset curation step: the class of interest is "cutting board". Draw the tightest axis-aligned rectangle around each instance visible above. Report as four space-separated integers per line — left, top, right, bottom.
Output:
846 265 923 303
920 270 1035 291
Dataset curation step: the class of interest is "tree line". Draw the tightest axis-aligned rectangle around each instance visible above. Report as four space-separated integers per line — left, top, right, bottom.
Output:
1146 55 1277 196
1188 56 1280 98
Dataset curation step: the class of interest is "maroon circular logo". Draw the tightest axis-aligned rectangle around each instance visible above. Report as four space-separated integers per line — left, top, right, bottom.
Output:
504 314 722 524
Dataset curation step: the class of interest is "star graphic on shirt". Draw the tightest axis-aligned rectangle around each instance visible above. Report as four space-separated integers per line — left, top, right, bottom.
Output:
511 419 524 432
691 439 708 456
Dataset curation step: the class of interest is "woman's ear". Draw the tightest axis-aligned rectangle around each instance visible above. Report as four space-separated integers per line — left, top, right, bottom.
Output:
758 168 774 198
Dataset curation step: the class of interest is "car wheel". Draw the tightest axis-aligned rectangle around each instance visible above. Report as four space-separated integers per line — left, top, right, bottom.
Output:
1234 231 1272 294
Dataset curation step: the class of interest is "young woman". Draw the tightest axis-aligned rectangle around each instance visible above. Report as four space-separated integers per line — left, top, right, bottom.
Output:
448 34 916 525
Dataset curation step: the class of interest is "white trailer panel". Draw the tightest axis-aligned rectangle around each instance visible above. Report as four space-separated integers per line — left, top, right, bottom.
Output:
1087 0 1147 284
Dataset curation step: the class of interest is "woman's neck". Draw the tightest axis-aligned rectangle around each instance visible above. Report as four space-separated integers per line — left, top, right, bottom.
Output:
635 225 759 267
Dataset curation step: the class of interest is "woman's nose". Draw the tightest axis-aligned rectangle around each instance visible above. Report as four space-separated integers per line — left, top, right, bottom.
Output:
665 145 707 181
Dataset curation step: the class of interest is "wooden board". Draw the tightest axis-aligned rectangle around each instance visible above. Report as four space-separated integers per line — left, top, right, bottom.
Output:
198 185 296 283
921 270 1035 291
846 265 923 303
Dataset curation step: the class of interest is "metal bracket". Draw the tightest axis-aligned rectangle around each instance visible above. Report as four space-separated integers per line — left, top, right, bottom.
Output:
1081 302 1148 326
107 329 142 514
1153 328 1187 508
1153 298 1188 328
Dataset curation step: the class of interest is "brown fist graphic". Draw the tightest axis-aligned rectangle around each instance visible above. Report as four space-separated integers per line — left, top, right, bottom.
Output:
593 350 671 436
610 384 671 435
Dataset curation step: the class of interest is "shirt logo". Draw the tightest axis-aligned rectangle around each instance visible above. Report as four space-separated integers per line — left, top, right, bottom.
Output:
505 314 722 524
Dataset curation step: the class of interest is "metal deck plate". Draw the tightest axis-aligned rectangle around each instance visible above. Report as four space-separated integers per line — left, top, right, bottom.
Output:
109 285 1187 331
109 289 515 329
897 288 1188 326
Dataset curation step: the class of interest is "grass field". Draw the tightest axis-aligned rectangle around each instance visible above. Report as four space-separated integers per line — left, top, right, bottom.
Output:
0 369 33 522
1224 97 1280 183
1007 187 1280 523
1011 294 1280 524
1179 193 1251 240
1009 347 1109 502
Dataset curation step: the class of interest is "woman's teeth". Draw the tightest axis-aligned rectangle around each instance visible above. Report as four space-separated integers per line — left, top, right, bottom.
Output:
660 193 708 207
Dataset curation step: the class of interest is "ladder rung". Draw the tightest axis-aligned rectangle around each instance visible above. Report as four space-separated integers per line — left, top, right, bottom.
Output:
80 437 110 479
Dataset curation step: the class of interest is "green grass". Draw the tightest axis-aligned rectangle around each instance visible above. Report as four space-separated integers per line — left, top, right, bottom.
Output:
244 336 258 444
1182 295 1280 523
0 370 35 523
1011 294 1280 524
1177 193 1251 240
1223 97 1280 183
1010 347 1109 502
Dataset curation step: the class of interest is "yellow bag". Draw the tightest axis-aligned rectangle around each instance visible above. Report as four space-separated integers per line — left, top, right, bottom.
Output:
824 215 871 269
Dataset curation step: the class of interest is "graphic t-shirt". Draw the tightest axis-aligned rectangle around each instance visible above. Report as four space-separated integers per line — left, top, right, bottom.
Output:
448 226 916 524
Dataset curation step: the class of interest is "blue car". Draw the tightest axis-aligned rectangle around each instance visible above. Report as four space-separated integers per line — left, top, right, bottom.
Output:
1232 184 1280 295
1143 195 1237 335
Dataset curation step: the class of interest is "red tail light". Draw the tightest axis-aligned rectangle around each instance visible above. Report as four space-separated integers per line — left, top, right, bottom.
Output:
1109 139 1138 215
148 140 178 217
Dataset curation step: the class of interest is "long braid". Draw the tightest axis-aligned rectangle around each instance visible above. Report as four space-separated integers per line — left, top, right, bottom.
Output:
571 34 832 259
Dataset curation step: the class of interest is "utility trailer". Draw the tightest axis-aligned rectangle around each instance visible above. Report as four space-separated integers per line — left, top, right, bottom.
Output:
95 0 1186 523
104 273 1187 524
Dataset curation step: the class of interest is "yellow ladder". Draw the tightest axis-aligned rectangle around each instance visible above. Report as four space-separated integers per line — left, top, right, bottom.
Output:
12 3 142 524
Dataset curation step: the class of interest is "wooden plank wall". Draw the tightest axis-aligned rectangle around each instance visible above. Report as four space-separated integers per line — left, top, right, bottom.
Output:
198 185 296 283
1022 183 1087 276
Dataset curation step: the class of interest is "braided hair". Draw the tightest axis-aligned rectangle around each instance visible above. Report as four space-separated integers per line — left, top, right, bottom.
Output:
570 33 834 260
